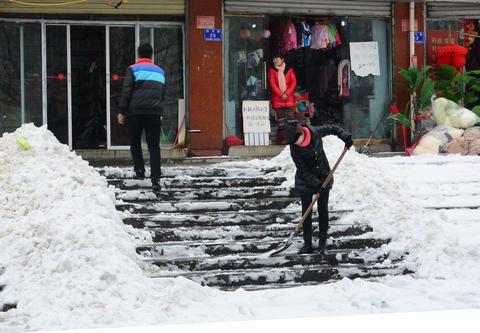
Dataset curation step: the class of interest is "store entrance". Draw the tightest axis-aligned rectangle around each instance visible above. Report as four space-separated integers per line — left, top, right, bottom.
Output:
224 15 391 144
46 23 135 150
46 24 109 149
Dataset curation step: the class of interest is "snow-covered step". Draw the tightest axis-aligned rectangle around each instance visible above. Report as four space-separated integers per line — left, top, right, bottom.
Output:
416 195 480 210
103 164 407 290
122 210 349 229
108 176 287 190
406 182 480 197
117 197 298 214
148 263 409 289
433 208 480 222
137 237 389 257
143 249 391 272
115 187 295 202
100 166 281 179
148 224 373 242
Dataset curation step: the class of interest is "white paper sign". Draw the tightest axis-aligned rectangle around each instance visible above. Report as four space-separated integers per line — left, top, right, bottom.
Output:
349 41 380 77
242 100 271 133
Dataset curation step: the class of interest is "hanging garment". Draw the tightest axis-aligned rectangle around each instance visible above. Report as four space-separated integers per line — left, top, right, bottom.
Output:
283 21 298 51
311 23 329 50
337 59 351 97
327 23 337 48
296 21 312 48
246 75 258 97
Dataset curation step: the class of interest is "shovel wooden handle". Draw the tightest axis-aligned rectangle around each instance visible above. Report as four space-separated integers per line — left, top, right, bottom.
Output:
294 146 349 234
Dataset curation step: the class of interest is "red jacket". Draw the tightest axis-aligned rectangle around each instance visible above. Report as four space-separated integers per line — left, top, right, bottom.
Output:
268 65 297 109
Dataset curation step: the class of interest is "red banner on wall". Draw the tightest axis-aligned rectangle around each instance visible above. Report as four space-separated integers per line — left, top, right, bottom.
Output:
427 30 459 66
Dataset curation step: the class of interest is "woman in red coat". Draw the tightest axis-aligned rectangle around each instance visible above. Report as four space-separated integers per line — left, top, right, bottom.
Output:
269 53 297 145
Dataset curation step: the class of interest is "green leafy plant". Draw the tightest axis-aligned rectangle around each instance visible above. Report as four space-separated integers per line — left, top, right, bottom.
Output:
433 64 480 109
399 65 432 97
389 104 411 127
399 66 435 115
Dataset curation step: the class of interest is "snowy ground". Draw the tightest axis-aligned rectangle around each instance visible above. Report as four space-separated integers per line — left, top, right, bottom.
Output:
1 124 480 332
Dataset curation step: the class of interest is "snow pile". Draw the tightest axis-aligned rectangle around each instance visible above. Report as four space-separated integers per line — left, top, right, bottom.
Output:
0 124 219 331
1 125 480 331
218 136 479 284
219 136 411 212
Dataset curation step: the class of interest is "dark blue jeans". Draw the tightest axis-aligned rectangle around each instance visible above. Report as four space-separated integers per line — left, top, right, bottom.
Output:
127 114 161 179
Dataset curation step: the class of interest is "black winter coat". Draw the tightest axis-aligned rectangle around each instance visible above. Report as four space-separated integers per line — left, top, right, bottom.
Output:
118 59 166 116
290 124 351 193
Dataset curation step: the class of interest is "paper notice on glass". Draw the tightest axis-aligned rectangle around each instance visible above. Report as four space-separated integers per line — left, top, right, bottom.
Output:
242 100 271 133
349 42 380 77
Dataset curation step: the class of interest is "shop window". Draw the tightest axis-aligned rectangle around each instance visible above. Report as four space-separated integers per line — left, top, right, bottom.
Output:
426 20 462 67
224 16 267 139
0 22 42 134
224 16 391 143
426 19 480 71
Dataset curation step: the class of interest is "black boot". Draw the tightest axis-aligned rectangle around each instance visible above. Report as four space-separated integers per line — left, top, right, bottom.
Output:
133 170 145 180
318 234 327 253
297 243 313 254
151 177 161 192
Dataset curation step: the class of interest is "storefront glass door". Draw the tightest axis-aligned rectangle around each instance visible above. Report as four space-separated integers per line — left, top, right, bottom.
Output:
1 19 184 150
46 24 108 149
71 25 107 149
107 25 136 148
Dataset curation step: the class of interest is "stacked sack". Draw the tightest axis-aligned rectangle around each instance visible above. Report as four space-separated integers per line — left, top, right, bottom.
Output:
431 97 479 129
447 127 480 155
413 97 480 156
413 126 464 155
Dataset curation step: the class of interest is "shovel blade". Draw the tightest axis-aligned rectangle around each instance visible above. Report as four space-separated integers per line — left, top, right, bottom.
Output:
268 235 294 257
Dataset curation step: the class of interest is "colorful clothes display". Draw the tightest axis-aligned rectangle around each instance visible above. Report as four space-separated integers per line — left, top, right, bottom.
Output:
311 21 341 50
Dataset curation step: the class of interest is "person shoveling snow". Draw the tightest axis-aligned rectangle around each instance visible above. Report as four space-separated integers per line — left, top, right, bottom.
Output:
276 120 353 255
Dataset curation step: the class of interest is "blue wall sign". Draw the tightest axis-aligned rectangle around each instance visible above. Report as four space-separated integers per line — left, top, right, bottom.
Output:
204 29 222 41
414 32 425 44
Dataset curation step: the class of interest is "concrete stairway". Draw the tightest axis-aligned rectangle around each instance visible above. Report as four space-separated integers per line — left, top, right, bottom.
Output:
103 164 410 291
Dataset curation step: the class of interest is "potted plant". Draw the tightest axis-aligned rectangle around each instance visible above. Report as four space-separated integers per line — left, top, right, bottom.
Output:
397 65 435 147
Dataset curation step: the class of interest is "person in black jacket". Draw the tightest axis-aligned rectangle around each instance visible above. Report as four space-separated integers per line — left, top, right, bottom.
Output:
286 120 353 254
117 43 166 191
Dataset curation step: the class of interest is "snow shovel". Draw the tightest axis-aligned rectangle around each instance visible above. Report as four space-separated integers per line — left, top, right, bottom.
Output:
268 146 349 257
